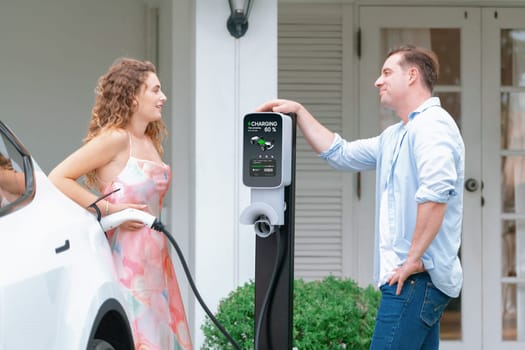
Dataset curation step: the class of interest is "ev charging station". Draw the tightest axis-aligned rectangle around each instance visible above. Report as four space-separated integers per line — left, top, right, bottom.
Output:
240 112 296 350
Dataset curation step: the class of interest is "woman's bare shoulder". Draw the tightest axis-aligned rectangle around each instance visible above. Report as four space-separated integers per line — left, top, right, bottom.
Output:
93 128 129 150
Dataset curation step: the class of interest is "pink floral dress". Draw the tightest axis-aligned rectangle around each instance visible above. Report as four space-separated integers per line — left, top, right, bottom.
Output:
103 156 193 350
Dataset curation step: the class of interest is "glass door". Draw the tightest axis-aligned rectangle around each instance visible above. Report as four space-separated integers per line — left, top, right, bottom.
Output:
482 8 525 350
359 7 482 350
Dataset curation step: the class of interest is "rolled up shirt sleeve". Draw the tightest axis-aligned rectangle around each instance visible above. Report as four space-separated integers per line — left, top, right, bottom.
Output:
319 133 379 172
411 114 462 204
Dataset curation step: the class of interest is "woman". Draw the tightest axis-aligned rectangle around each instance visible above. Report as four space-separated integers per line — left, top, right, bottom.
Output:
49 58 193 350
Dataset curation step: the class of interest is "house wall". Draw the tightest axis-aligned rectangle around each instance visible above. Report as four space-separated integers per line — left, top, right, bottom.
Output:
189 0 278 346
0 0 150 174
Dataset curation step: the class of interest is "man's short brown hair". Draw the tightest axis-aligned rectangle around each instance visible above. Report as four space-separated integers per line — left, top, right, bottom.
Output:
387 45 440 92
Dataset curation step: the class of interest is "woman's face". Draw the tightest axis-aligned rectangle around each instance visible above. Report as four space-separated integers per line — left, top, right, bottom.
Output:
133 72 167 123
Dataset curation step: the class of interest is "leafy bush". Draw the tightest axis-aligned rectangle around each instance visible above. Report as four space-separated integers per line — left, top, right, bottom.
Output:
201 276 380 349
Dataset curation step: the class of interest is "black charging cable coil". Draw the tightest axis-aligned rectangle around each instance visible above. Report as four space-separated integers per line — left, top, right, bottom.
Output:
151 219 243 350
254 226 286 350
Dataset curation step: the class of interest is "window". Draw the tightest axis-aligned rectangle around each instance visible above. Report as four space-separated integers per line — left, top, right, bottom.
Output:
0 122 34 216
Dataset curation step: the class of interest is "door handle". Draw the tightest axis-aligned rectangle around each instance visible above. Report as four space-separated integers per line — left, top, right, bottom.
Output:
55 239 70 254
464 178 480 192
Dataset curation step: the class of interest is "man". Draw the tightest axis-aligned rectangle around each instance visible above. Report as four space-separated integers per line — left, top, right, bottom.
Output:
256 45 464 349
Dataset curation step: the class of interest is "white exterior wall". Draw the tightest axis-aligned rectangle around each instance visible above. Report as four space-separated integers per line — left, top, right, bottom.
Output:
0 0 149 174
190 0 277 346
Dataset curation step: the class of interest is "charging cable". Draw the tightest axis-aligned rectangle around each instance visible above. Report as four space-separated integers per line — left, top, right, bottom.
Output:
151 219 243 350
157 219 285 350
254 226 286 350
96 207 241 349
97 207 286 350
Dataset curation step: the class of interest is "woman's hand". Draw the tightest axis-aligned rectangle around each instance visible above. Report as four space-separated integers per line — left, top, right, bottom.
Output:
108 202 149 231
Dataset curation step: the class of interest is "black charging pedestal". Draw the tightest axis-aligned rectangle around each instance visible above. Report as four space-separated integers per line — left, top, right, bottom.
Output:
254 115 296 350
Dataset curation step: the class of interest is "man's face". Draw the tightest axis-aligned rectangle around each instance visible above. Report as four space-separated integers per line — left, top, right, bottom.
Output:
374 53 410 110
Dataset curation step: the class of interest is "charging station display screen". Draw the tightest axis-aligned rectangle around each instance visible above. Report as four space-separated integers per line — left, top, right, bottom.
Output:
250 159 276 177
243 113 283 188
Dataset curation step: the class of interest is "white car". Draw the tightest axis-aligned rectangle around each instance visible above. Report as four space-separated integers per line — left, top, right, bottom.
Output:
0 120 134 350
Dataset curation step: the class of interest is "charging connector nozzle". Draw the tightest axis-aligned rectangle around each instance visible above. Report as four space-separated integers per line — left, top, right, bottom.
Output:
253 215 275 238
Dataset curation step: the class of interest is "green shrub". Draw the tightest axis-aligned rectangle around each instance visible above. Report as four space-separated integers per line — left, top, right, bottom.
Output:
201 276 380 349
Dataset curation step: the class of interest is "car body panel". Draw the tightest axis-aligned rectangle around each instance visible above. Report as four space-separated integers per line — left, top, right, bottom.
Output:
0 121 133 350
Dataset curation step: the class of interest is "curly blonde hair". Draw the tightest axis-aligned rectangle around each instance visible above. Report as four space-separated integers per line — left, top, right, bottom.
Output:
84 58 167 188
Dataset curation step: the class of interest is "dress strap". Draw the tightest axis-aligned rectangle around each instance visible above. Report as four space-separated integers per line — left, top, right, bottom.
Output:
127 131 133 157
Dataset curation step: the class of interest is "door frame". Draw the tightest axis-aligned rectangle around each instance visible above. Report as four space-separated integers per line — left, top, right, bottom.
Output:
481 7 525 350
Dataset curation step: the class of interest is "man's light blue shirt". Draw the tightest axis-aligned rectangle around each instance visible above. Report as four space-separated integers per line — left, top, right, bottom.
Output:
319 97 464 297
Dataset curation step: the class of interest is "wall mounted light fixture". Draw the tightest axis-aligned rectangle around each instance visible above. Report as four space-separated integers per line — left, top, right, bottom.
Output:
227 0 254 38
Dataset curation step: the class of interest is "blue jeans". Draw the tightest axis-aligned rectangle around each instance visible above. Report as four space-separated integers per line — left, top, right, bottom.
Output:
370 272 451 350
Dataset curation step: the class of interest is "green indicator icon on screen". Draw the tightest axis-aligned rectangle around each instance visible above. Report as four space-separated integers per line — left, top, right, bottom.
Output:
250 136 274 151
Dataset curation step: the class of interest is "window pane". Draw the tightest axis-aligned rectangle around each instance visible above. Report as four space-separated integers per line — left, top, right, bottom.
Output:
501 218 525 341
431 29 461 86
501 156 525 214
0 134 26 210
501 29 525 87
501 92 525 150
